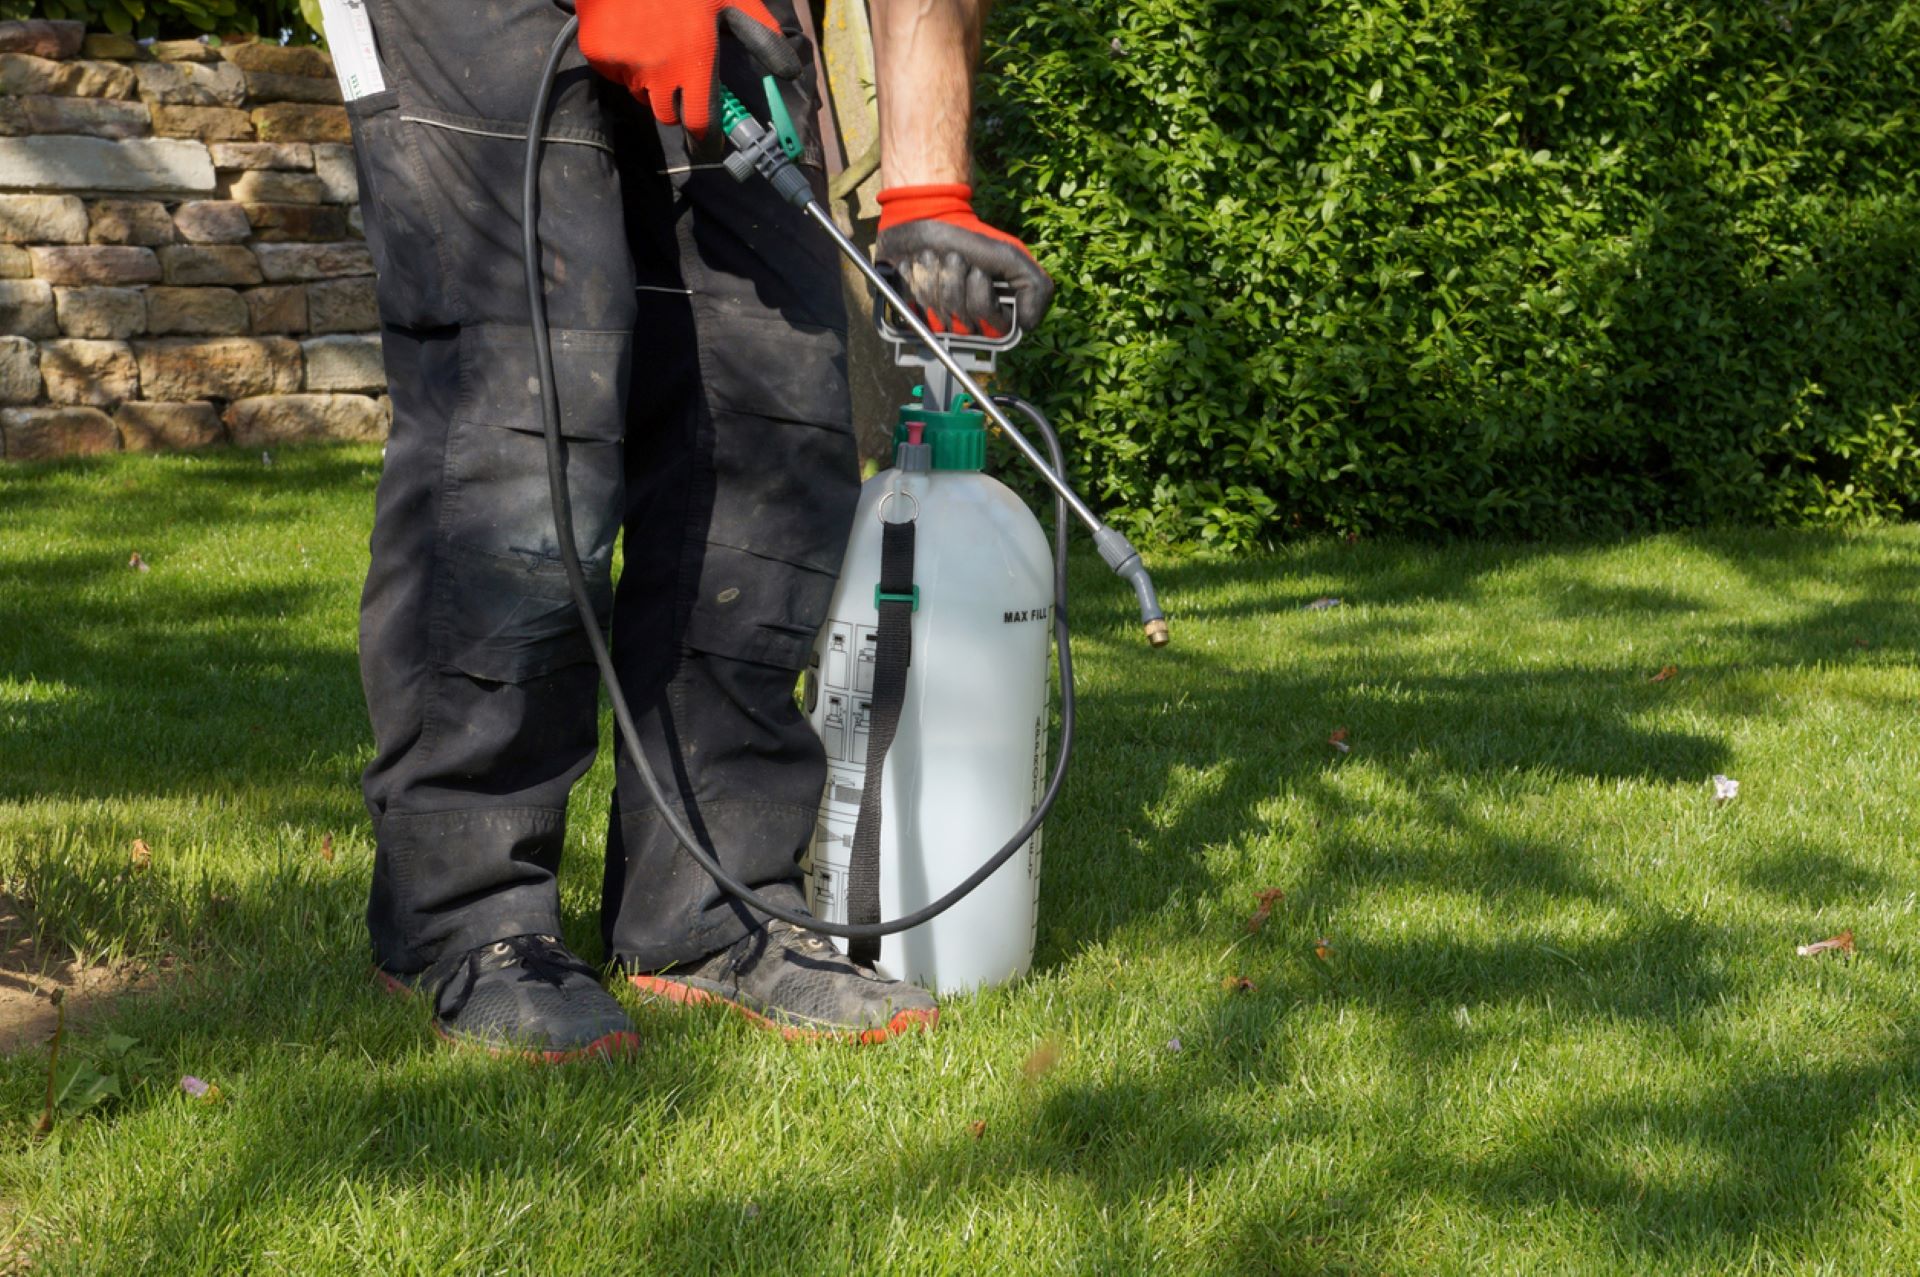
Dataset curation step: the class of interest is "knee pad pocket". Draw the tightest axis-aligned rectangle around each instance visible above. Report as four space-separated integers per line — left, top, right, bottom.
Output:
433 325 632 683
682 317 858 671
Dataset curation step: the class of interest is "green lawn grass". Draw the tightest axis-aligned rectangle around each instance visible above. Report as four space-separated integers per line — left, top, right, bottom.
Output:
4 444 1920 1274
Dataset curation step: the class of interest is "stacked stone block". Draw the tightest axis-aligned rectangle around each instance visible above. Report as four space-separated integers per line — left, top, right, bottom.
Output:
0 19 388 461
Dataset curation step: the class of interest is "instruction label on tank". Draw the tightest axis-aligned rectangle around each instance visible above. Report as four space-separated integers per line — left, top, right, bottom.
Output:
815 620 878 766
808 763 862 925
808 618 876 924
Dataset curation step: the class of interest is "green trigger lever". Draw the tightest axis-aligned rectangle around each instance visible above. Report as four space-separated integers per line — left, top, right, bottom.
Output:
760 73 803 162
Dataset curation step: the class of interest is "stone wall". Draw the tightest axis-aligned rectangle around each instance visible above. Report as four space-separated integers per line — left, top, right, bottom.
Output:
0 19 387 462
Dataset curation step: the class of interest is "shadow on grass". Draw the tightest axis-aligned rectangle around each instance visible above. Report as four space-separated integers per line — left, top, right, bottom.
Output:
8 446 1920 1267
1004 531 1914 1266
1039 541 1740 960
0 449 376 830
1739 845 1897 908
15 856 745 1267
1544 576 1708 619
1441 1044 1920 1259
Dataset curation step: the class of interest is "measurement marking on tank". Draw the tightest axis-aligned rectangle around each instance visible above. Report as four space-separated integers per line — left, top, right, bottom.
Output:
1028 711 1047 879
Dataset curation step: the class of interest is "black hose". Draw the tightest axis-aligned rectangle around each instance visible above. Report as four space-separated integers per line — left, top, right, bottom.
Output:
524 19 1074 943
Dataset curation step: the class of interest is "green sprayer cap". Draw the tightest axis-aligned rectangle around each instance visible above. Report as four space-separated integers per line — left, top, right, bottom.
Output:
894 392 986 472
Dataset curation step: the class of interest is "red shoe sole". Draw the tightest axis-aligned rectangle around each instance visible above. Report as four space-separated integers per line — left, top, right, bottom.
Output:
374 967 640 1065
625 972 938 1044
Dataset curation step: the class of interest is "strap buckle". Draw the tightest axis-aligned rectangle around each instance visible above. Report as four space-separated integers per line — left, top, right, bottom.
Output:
874 585 920 612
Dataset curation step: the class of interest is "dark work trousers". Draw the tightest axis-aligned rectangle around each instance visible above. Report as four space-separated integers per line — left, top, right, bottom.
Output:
348 0 856 976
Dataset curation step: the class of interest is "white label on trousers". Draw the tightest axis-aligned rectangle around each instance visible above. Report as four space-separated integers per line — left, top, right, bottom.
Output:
317 0 386 100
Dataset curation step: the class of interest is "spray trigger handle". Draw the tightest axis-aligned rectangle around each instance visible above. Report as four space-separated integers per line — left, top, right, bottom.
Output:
760 74 804 162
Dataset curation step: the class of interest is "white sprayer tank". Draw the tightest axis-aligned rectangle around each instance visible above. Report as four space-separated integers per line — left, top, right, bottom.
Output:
803 403 1053 994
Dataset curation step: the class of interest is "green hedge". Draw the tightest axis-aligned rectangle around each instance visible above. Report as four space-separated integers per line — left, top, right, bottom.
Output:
977 0 1920 546
16 0 1910 546
6 0 315 44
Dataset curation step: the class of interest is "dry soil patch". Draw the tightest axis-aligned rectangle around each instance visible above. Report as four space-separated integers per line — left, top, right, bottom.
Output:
0 896 144 1052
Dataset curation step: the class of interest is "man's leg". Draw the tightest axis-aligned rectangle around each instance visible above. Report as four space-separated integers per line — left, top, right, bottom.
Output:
598 43 850 968
350 0 637 1053
596 23 933 1039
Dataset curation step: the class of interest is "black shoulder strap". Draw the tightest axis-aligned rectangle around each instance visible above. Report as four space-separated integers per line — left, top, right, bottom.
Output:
846 517 915 966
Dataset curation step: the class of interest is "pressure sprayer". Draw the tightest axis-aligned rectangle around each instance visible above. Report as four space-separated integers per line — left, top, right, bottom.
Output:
522 19 1168 990
801 299 1066 991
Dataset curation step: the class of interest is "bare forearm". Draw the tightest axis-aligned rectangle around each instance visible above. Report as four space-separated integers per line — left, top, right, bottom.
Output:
872 0 987 188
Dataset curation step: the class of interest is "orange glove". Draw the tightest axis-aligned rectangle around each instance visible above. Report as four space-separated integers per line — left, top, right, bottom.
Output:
876 184 1054 337
575 0 801 143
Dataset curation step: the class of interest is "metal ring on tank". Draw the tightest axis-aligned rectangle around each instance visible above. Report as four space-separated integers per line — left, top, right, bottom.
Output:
876 489 920 525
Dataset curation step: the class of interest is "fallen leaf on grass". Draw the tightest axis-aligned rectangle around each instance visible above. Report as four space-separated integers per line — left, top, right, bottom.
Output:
969 1120 987 1139
1221 975 1255 993
320 832 334 863
1853 637 1871 649
1712 775 1740 804
1328 728 1351 754
127 552 149 573
1796 931 1854 958
1314 938 1335 961
1021 1041 1061 1080
179 1075 222 1103
1650 664 1678 682
1303 596 1342 611
1246 888 1286 932
130 838 151 870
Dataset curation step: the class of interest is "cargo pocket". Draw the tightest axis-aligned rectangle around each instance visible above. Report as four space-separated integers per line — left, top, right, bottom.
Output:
345 91 456 329
682 314 858 671
432 324 632 683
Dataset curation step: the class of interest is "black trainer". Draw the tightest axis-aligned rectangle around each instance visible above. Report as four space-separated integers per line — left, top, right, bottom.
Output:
378 933 639 1063
627 920 938 1043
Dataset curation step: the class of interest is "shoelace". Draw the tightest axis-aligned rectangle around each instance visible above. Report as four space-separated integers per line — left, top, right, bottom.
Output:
434 934 599 1019
766 920 835 956
764 920 890 977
